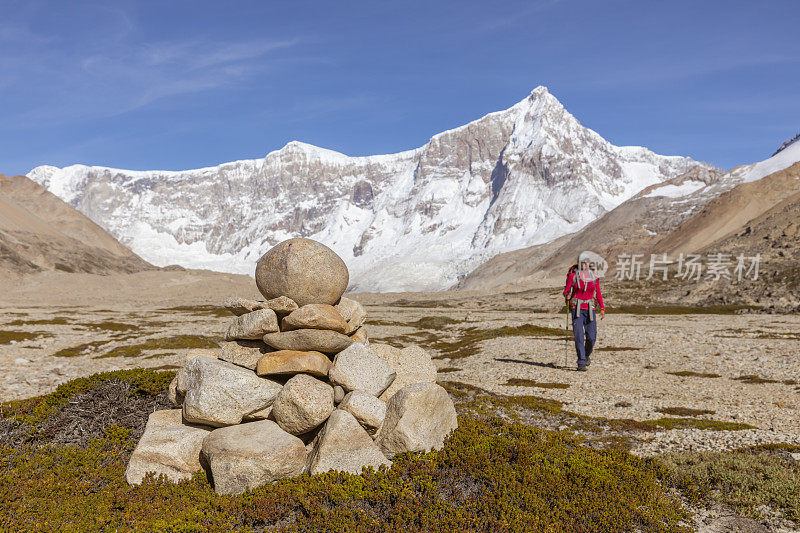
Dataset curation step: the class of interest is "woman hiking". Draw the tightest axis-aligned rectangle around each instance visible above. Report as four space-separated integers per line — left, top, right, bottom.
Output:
563 252 605 371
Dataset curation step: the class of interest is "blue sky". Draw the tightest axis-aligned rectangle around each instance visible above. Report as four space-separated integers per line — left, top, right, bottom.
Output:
0 0 798 175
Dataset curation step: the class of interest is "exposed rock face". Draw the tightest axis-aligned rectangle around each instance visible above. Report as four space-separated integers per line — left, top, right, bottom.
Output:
338 391 386 435
263 329 354 354
281 304 348 334
272 374 335 435
328 343 396 397
28 88 708 292
335 297 367 334
125 410 211 485
376 383 458 458
218 340 272 370
224 308 279 340
201 420 306 495
178 357 282 427
306 410 391 475
223 296 298 316
370 344 437 401
255 238 349 306
255 350 331 378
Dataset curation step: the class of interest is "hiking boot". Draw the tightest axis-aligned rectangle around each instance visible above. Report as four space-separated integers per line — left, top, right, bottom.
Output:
585 357 591 367
577 365 588 372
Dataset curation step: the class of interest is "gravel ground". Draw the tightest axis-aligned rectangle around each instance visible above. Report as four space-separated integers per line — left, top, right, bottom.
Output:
2 290 799 456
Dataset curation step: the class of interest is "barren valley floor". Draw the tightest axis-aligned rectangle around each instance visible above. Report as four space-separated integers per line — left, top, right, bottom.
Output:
1 272 798 458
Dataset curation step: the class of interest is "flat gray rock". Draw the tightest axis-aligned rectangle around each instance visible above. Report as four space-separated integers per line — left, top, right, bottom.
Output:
201 420 306 495
328 343 396 397
218 340 272 370
179 357 283 427
125 410 211 485
335 297 367 334
281 304 348 334
272 374 335 435
224 308 279 340
307 410 391 475
371 344 437 402
255 238 349 306
376 382 457 458
223 296 298 316
339 390 386 435
263 328 354 354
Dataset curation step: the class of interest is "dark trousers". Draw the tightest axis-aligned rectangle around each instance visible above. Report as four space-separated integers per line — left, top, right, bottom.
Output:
572 308 597 365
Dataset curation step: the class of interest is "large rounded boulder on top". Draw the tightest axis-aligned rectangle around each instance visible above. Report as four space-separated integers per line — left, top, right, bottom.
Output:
375 382 458 458
255 238 349 307
201 420 306 495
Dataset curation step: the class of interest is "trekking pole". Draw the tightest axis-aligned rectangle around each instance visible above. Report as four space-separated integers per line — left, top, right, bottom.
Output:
564 303 570 369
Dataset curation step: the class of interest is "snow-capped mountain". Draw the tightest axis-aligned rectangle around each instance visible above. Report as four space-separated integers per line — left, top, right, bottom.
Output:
28 87 709 291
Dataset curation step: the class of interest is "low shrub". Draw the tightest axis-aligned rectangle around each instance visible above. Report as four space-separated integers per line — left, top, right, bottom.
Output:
0 371 691 532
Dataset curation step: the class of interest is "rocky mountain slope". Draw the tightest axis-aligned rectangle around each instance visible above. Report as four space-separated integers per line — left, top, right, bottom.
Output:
0 174 154 276
28 87 707 292
458 139 800 308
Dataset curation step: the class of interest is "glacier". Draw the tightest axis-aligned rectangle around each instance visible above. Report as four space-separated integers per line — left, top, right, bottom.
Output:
28 87 710 291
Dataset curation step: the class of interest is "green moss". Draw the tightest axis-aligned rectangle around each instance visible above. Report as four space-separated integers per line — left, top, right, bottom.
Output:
655 407 715 417
0 330 52 343
7 316 70 325
407 316 461 329
437 367 461 373
158 305 233 318
86 321 141 332
660 446 800 521
504 378 570 389
432 323 567 360
52 340 111 357
666 371 721 378
0 372 690 532
642 418 754 431
734 375 780 384
98 335 220 358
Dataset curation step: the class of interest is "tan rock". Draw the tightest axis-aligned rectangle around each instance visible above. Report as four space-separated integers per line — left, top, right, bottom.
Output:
179 357 283 427
256 350 331 378
272 374 335 435
349 326 369 345
255 238 349 306
307 410 391 475
125 410 211 485
168 376 184 407
333 385 345 404
376 383 457 458
335 297 367 333
263 329 354 354
339 390 386 435
328 343 396 397
183 348 219 364
281 304 348 334
223 295 299 316
224 308 279 340
371 344 437 402
201 420 306 495
218 340 272 370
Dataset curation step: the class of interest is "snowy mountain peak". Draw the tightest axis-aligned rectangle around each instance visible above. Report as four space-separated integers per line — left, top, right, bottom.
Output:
27 89 710 291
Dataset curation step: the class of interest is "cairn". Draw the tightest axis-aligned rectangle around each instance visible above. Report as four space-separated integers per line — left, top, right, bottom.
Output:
125 237 458 495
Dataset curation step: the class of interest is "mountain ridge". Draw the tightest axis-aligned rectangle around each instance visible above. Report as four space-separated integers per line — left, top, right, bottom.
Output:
28 87 708 291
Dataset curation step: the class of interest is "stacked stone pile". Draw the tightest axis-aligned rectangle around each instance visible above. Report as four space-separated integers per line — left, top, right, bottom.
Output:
125 238 458 495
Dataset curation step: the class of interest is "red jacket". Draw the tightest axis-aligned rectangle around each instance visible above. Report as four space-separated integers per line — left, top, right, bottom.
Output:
563 271 605 310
